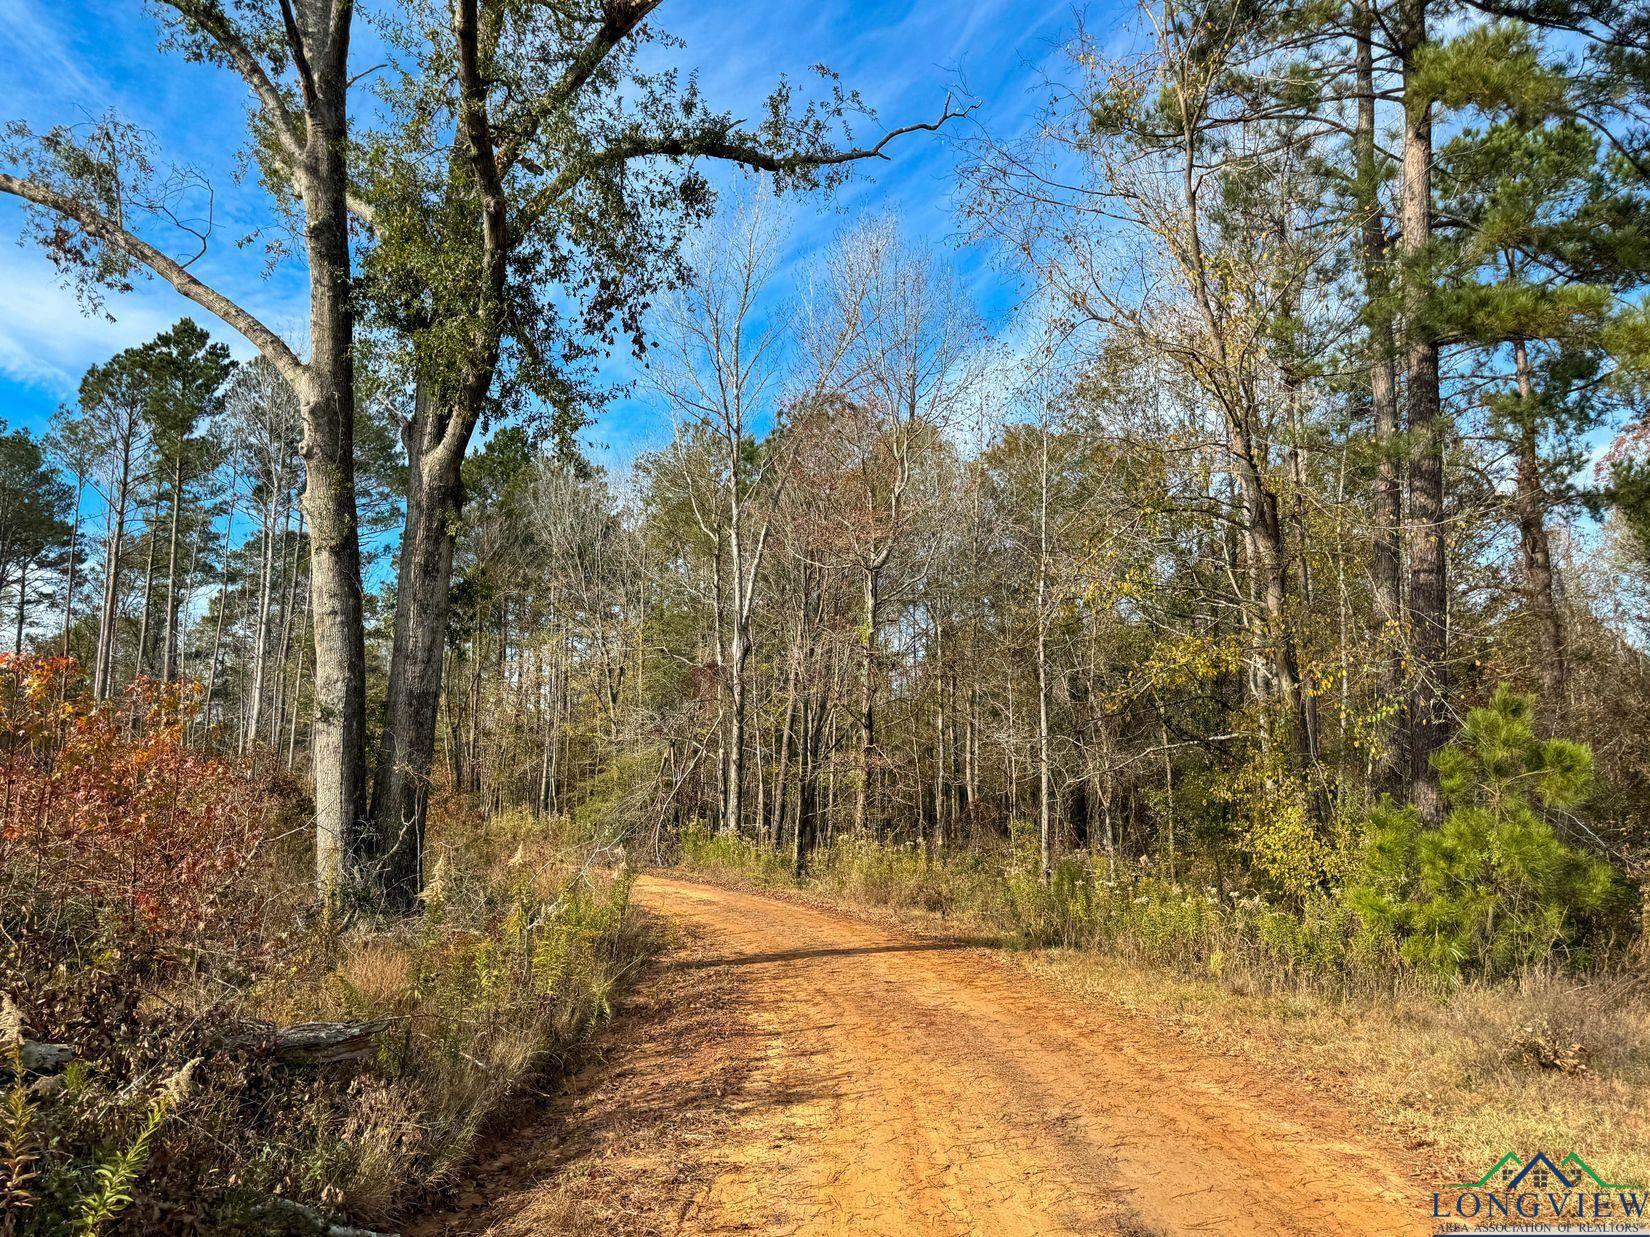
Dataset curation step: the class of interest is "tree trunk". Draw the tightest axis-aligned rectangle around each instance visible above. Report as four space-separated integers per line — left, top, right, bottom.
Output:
724 625 749 836
204 473 239 735
61 477 82 657
298 62 371 901
245 488 281 754
1512 340 1566 706
162 452 184 682
1036 430 1053 884
14 559 26 655
369 386 463 913
773 613 803 849
94 465 131 701
1358 5 1406 790
853 565 880 837
300 366 370 900
270 508 304 745
136 495 160 679
287 588 310 771
1401 0 1448 822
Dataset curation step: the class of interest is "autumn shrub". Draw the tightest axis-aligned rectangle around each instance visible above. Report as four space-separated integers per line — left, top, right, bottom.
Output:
0 661 643 1234
0 656 303 1234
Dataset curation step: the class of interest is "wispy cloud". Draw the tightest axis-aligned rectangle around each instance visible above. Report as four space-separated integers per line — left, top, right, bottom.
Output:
0 234 280 404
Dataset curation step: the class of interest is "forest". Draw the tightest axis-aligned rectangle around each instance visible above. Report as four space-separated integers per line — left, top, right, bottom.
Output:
1 0 1648 1232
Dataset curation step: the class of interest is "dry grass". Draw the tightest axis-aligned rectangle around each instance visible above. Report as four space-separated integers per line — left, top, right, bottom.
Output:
237 805 646 1227
1015 951 1650 1187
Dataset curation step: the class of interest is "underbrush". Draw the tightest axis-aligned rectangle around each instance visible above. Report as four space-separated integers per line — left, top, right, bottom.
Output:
0 657 641 1234
679 691 1637 994
679 825 1395 991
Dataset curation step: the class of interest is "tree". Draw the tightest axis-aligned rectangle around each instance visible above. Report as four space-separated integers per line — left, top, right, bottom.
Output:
0 424 73 654
358 0 968 908
222 357 304 753
963 3 1334 785
44 413 99 658
797 220 976 837
652 200 788 836
73 349 153 700
1 0 373 900
1351 686 1618 975
135 319 234 684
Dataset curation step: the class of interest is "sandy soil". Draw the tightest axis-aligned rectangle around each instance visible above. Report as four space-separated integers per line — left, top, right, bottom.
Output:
409 874 1430 1236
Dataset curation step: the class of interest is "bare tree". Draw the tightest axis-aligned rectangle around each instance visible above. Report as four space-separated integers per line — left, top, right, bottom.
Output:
654 199 790 836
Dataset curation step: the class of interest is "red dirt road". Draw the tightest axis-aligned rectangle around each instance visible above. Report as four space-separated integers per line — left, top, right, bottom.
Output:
629 876 1421 1236
420 875 1428 1236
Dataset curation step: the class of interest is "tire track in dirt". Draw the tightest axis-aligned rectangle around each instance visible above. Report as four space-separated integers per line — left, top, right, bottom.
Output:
414 875 1428 1236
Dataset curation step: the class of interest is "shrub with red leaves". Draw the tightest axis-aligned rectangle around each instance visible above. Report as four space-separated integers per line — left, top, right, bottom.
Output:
0 655 276 940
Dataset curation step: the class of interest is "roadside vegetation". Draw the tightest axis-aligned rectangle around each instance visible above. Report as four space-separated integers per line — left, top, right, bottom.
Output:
0 657 638 1235
0 0 1646 1228
672 689 1650 1187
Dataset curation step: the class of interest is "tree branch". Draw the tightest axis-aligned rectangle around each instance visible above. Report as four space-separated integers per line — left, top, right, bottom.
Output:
158 1 308 165
613 94 977 173
0 171 306 387
517 95 976 232
496 0 667 173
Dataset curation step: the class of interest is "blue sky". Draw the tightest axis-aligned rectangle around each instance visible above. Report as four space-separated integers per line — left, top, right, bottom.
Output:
0 0 1092 465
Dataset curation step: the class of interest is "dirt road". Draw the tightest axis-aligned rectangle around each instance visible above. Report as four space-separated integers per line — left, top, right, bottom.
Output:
417 875 1426 1236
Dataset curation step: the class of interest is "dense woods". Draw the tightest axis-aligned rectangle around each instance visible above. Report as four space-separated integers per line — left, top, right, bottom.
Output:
0 0 1644 950
1 0 1649 1229
427 3 1650 980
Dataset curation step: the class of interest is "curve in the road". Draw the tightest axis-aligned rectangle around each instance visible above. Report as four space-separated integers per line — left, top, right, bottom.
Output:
632 874 1424 1237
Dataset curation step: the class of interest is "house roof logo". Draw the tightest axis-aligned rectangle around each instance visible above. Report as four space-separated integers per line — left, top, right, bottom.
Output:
1446 1150 1637 1192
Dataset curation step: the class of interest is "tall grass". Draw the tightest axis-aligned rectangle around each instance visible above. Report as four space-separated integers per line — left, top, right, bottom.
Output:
679 826 1423 994
2 750 643 1235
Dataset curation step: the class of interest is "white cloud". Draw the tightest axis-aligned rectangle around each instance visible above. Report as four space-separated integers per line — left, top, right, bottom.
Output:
0 231 295 398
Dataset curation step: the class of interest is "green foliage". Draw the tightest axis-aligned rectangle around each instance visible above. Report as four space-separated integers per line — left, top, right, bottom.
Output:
72 1063 192 1235
1218 751 1346 901
1410 23 1567 121
1349 686 1621 977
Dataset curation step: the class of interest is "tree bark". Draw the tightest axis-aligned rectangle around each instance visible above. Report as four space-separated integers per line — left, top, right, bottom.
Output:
94 450 132 702
61 475 82 657
162 451 184 681
1357 4 1406 790
852 565 881 837
1401 0 1449 822
369 381 463 912
1512 340 1566 706
136 495 159 679
299 44 371 899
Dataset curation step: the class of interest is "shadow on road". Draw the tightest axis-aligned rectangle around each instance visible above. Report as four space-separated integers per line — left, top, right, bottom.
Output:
672 938 994 970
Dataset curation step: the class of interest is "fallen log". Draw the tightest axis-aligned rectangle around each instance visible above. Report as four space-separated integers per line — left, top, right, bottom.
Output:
13 1039 73 1074
8 1019 391 1081
254 1196 401 1237
224 1019 393 1066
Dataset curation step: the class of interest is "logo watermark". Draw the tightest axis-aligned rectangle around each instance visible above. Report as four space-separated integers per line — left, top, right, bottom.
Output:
1433 1152 1647 1235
